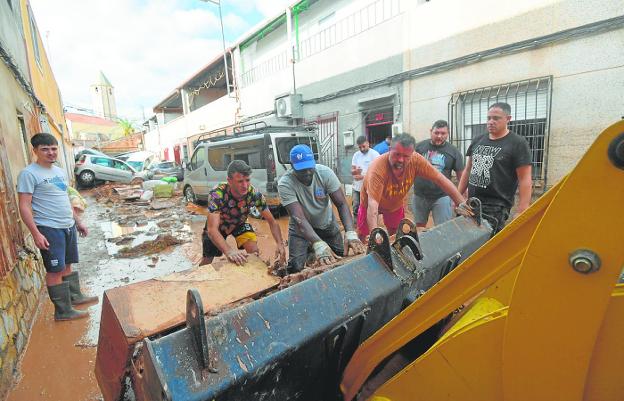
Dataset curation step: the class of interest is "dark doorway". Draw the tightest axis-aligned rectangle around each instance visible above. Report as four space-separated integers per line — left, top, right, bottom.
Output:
365 108 393 147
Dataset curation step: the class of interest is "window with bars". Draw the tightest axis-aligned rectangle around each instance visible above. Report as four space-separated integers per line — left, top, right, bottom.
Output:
448 76 552 187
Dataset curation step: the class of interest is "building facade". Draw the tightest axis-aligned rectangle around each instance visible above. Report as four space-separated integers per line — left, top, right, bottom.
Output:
143 0 624 188
0 0 69 395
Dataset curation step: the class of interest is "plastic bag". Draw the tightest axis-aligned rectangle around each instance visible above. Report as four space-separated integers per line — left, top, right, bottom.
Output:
153 184 173 198
67 186 87 214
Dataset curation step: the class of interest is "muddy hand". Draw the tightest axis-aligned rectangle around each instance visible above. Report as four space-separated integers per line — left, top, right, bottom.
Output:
455 201 475 217
275 243 287 265
226 249 248 266
344 230 365 256
313 240 339 266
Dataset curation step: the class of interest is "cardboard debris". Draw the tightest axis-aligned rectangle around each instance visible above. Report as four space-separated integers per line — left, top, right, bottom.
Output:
113 185 144 200
151 200 176 210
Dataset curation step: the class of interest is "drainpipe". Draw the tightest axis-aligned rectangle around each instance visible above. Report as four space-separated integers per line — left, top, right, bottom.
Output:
286 6 297 95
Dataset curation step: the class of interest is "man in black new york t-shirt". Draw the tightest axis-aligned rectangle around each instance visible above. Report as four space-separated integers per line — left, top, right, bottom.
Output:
458 102 532 234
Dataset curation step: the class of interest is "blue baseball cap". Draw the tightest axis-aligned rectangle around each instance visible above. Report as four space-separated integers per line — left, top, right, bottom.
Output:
289 144 316 171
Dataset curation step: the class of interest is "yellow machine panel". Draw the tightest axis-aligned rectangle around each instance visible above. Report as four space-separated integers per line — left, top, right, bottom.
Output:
342 120 624 401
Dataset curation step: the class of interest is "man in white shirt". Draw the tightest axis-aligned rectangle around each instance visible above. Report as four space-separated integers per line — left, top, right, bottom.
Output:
351 136 380 219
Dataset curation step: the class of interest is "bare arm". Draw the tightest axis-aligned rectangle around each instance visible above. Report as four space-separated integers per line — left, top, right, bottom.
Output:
284 202 322 244
515 165 533 216
329 188 365 256
18 193 49 249
366 197 380 232
457 157 472 197
206 212 249 265
206 212 232 255
431 170 465 205
329 188 355 232
73 209 88 237
260 208 286 264
455 168 464 185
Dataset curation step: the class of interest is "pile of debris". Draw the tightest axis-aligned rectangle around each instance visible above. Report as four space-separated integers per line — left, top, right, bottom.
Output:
117 234 185 258
89 181 201 258
271 254 360 290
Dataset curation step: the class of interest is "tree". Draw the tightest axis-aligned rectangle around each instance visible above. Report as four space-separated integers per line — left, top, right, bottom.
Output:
117 118 136 136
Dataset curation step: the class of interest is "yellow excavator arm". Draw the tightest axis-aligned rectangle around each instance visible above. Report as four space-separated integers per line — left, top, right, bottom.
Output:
341 120 624 401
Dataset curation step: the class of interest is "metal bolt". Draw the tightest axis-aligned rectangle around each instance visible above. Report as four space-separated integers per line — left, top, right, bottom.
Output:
615 140 624 161
608 133 624 169
569 249 601 274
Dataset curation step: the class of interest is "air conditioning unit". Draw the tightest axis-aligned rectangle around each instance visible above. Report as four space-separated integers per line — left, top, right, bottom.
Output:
275 93 303 119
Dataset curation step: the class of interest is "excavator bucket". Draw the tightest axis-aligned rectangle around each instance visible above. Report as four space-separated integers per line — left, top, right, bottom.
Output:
121 213 491 401
339 121 624 401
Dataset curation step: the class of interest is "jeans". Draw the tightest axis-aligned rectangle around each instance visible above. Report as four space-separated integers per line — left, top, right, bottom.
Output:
481 204 510 235
287 220 344 273
352 190 361 219
412 195 453 226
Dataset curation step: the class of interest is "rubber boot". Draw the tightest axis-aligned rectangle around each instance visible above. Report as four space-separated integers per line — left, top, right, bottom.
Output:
62 271 99 305
47 282 89 321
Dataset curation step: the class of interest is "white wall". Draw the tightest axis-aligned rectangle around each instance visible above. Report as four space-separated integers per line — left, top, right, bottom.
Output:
185 95 237 135
144 94 237 156
402 0 624 185
238 0 406 118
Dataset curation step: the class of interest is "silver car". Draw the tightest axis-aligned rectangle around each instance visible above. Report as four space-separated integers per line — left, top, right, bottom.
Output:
74 154 148 187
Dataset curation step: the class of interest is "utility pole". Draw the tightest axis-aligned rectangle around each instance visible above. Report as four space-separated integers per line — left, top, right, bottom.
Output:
199 0 231 95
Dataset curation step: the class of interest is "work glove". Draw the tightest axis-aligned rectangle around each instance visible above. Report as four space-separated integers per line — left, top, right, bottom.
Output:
455 201 475 217
312 240 340 266
344 230 365 256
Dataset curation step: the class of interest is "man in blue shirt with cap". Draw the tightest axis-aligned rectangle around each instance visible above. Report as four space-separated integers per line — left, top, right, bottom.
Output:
278 144 365 273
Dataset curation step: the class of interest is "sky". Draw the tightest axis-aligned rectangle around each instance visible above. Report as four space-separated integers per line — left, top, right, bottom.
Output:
29 0 292 124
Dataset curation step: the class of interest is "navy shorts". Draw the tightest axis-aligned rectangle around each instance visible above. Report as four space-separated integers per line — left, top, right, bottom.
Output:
37 225 79 273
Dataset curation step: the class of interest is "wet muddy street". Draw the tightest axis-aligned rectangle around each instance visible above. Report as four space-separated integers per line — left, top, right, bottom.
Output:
7 189 289 401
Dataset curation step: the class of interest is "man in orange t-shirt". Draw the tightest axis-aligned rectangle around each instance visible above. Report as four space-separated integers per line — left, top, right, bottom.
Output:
358 133 468 238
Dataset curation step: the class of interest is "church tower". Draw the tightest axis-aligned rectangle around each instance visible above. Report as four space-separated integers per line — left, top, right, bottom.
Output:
90 71 117 120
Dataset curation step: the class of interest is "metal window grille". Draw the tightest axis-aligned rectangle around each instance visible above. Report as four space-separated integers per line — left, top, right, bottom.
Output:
298 0 400 61
240 49 289 88
448 76 552 188
305 112 339 172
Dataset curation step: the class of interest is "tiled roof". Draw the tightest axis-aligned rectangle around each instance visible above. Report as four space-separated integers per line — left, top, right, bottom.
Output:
65 113 116 126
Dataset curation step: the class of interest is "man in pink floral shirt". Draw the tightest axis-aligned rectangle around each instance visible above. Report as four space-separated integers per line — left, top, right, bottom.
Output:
201 160 286 266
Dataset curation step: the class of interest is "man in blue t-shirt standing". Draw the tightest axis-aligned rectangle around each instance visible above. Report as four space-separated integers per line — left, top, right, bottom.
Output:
17 133 97 321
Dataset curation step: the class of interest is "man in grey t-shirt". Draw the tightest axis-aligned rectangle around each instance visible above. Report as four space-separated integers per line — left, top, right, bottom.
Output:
412 120 465 227
17 133 97 322
278 144 365 273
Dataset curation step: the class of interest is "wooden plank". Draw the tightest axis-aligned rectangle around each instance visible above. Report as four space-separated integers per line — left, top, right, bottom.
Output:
103 255 279 341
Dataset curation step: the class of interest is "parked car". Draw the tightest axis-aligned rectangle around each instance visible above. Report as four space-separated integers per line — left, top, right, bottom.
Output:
147 161 184 181
74 154 148 187
183 124 318 211
117 151 155 173
74 148 107 162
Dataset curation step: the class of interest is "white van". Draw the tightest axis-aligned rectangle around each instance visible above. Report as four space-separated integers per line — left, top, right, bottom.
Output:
183 124 318 211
